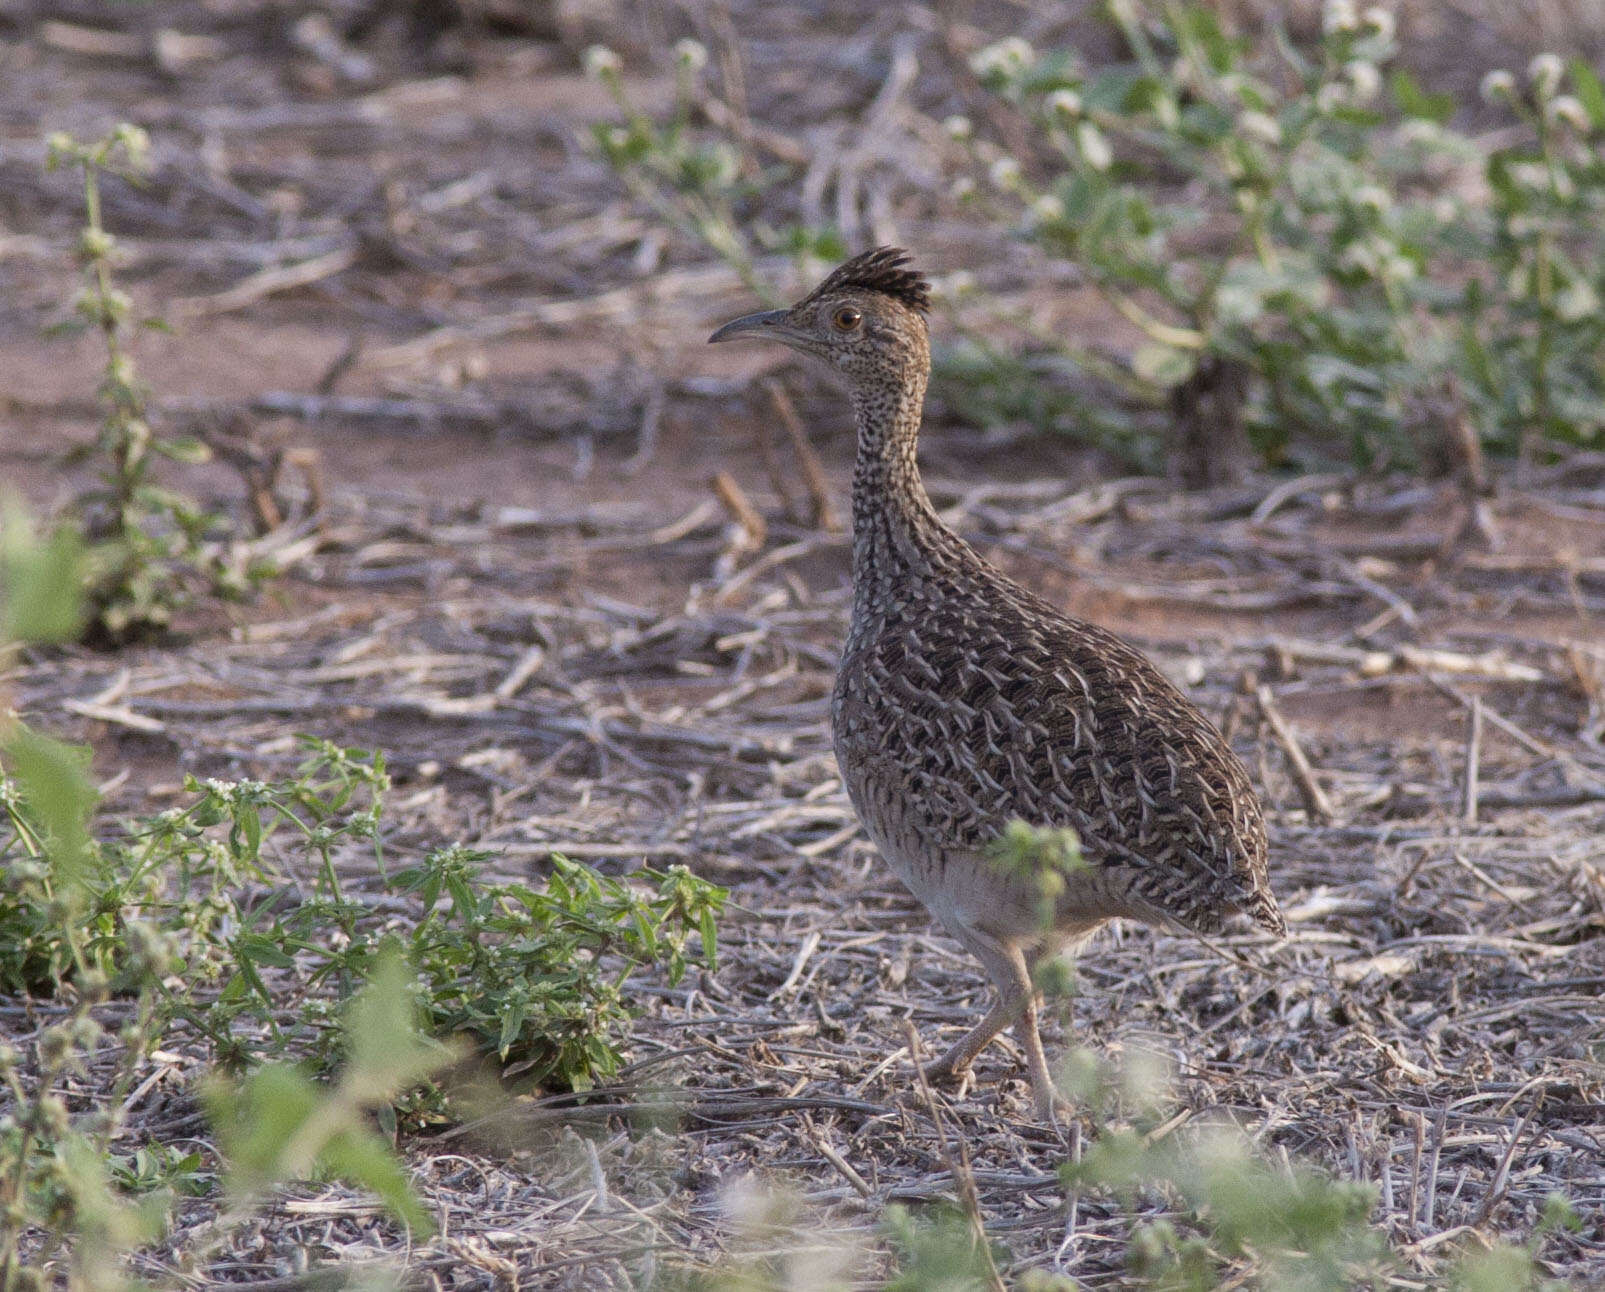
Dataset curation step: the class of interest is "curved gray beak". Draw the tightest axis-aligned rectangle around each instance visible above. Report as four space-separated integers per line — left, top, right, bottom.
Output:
708 308 794 345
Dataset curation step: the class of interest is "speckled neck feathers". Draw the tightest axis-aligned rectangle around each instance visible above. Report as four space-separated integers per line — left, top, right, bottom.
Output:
845 327 964 610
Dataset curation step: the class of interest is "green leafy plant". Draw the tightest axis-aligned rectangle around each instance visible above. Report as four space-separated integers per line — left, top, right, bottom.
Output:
1069 1122 1389 1288
882 1202 1010 1292
0 515 172 1291
204 947 454 1234
1466 57 1605 467
388 844 724 1090
0 729 445 1285
962 3 1605 472
583 41 844 298
1452 1191 1583 1291
990 821 1087 927
1057 1043 1584 1291
0 777 172 1292
1 517 726 1282
961 4 1443 470
45 126 264 643
873 1042 1582 1291
1 733 726 1094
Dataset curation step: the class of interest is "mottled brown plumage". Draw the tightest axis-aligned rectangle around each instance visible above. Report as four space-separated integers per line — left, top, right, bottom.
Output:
710 248 1283 1119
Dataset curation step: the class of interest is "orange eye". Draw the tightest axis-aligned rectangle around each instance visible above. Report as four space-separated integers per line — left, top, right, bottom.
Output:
832 305 863 331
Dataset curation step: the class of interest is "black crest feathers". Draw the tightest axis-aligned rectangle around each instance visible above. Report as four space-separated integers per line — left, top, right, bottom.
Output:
802 246 931 315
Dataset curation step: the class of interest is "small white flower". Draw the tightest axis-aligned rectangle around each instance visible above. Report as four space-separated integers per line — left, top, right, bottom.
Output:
1432 195 1458 224
1316 81 1349 112
1077 120 1112 170
673 38 708 72
988 155 1023 188
1383 253 1417 281
1340 242 1378 273
582 45 621 78
1346 60 1381 103
1238 110 1282 145
1352 184 1389 213
1509 161 1552 191
1362 6 1396 42
950 176 976 200
1045 88 1082 118
970 37 1034 79
1397 118 1443 147
1322 0 1359 35
704 142 739 188
943 114 973 140
1547 94 1592 131
1480 69 1517 103
1529 53 1564 96
112 123 151 164
1031 193 1066 222
606 125 630 149
943 270 977 294
1556 277 1599 321
970 46 1005 78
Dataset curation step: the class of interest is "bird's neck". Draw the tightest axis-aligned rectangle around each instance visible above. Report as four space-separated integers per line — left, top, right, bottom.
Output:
847 362 956 592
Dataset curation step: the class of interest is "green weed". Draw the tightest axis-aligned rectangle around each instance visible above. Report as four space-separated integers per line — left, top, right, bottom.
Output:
0 511 728 1285
45 127 267 644
584 42 843 297
0 737 725 1094
963 2 1605 470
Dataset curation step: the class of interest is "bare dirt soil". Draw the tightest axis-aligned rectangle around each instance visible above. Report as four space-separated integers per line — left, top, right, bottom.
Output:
2 2 1604 1287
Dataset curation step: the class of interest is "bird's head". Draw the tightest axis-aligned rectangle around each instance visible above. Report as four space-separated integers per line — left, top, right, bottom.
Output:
708 247 931 382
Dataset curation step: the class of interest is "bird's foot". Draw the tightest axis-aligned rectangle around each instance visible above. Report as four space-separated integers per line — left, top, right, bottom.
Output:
918 1059 975 1101
1029 1081 1073 1128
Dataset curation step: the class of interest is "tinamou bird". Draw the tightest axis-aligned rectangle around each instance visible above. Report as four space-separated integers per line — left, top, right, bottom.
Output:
709 248 1284 1120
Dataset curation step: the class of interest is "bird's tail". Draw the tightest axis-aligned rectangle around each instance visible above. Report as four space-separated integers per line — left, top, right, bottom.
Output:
1239 885 1288 938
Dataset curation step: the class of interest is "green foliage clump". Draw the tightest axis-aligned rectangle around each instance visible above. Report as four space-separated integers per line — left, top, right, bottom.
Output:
0 736 725 1094
1056 1044 1582 1292
963 2 1605 469
990 821 1086 927
1466 56 1605 462
204 948 454 1235
391 844 723 1089
0 521 443 1287
963 4 1431 467
882 1202 1009 1292
0 509 728 1286
1069 1121 1388 1289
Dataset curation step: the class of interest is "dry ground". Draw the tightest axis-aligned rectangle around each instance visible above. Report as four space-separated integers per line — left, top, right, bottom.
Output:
2 2 1605 1287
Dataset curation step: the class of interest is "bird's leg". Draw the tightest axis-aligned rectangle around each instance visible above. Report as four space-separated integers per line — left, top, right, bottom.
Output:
924 990 1026 1080
923 929 1064 1118
1012 994 1065 1124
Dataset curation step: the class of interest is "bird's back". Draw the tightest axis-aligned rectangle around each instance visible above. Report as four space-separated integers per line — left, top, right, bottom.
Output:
832 545 1283 941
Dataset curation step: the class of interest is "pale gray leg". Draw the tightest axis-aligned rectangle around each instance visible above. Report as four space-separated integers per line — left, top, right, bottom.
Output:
1012 994 1062 1123
922 927 1064 1121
